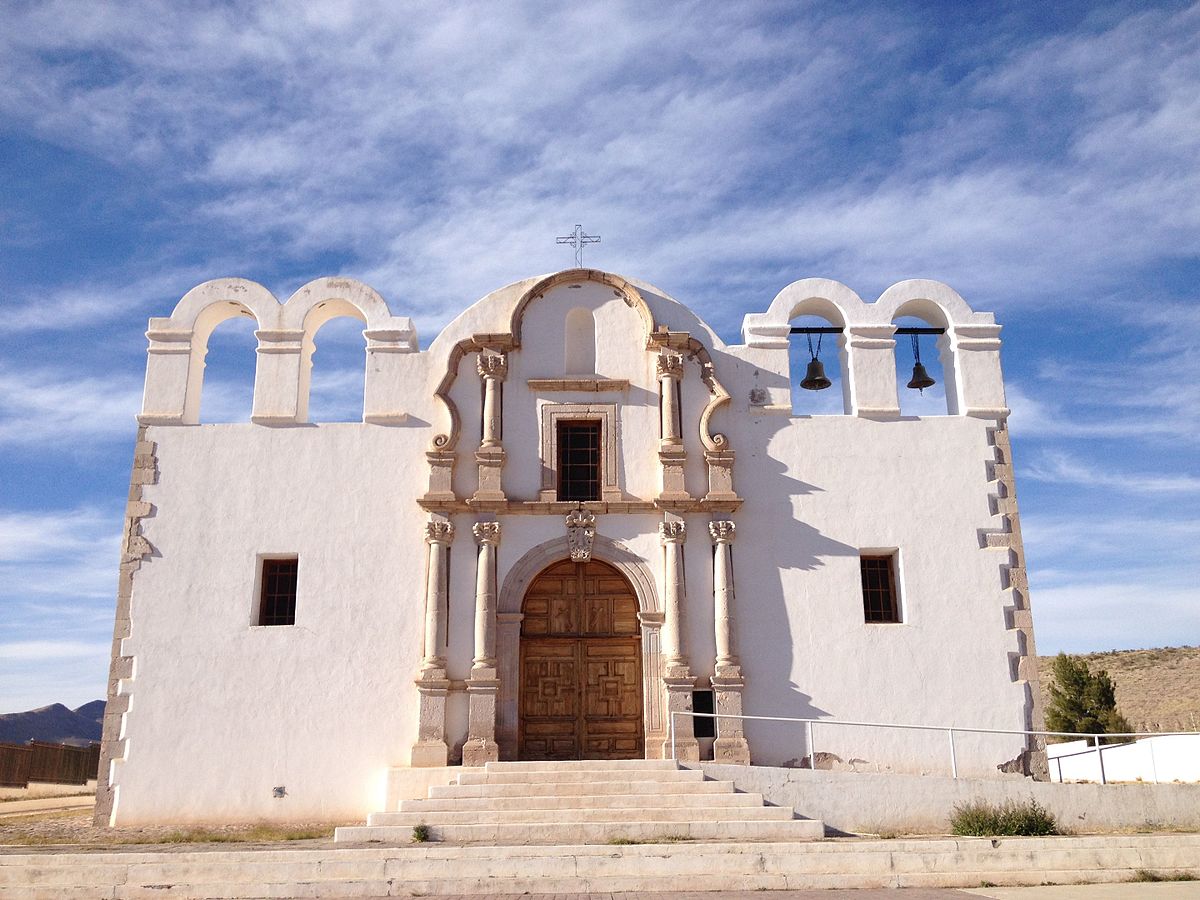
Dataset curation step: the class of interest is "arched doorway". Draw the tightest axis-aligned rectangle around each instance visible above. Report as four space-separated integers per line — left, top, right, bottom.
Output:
518 559 644 760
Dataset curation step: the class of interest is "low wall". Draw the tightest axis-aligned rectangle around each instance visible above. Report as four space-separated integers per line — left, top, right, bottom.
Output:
693 762 1200 835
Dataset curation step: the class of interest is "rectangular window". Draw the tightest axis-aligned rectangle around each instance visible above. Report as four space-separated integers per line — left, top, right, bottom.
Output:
556 420 601 502
860 554 900 623
692 689 716 739
258 558 298 626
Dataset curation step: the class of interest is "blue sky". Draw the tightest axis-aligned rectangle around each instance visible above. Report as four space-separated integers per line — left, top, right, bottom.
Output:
1 1 1197 712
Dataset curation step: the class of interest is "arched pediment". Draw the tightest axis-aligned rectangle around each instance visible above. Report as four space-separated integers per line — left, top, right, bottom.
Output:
499 534 660 617
509 269 656 349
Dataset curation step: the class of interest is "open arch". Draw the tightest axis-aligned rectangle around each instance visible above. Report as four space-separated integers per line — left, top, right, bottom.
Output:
192 303 259 423
789 308 849 416
496 535 665 759
893 309 957 416
299 300 368 423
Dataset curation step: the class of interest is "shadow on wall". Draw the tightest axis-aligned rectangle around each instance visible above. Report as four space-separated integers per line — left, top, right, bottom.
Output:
734 412 861 765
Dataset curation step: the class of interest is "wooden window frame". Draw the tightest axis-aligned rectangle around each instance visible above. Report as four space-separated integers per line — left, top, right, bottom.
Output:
860 551 902 624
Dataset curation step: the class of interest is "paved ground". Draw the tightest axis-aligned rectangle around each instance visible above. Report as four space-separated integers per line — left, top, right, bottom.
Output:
427 890 1197 898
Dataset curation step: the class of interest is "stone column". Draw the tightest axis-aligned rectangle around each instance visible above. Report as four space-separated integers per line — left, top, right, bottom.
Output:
412 519 453 767
657 352 688 500
709 520 751 764
473 351 508 504
463 521 501 765
659 519 698 760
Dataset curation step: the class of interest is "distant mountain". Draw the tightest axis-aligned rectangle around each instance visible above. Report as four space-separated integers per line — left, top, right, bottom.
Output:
0 701 105 746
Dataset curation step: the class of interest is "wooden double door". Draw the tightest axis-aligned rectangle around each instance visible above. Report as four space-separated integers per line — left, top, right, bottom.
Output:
518 559 644 760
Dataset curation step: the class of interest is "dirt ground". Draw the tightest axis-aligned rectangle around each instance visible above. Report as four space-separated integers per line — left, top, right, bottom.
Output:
0 807 347 850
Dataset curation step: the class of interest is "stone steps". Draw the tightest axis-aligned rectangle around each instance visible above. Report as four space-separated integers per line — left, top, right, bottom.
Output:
6 834 1199 897
370 803 794 825
455 767 705 785
337 818 826 844
400 791 765 812
336 758 823 846
428 777 737 798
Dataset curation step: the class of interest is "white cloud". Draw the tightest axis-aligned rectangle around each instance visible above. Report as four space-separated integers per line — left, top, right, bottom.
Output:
0 365 142 446
1023 450 1200 495
0 640 110 661
1 2 1196 335
1032 582 1200 656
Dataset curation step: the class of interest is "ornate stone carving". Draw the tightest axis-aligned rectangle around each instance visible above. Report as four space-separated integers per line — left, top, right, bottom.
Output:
472 521 501 545
477 351 508 381
424 521 454 544
659 521 687 544
709 520 736 544
566 509 597 562
656 352 684 380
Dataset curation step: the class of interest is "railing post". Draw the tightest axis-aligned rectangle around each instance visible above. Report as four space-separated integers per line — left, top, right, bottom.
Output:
670 712 677 761
948 728 958 779
1094 735 1107 785
806 720 816 769
1148 738 1159 785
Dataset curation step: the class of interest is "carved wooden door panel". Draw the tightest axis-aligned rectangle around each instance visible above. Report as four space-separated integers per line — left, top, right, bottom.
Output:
519 638 581 760
519 560 643 760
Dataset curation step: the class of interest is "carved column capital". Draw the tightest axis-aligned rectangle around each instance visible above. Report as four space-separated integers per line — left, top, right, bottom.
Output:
477 351 508 381
709 520 736 544
472 521 501 545
424 520 455 545
659 521 687 544
656 352 684 381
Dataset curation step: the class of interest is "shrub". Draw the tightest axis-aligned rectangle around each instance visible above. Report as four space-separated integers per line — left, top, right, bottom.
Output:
950 798 1058 836
411 823 430 843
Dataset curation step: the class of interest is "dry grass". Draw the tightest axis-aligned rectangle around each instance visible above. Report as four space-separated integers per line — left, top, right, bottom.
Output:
1038 646 1200 733
0 809 344 848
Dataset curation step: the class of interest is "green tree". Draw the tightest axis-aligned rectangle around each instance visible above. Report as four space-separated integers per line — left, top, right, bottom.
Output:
1045 653 1132 743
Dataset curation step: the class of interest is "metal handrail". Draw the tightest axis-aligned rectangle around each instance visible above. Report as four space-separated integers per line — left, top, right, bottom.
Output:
668 711 1200 784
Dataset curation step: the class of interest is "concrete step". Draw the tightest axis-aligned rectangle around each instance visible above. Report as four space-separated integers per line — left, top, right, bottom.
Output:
369 804 795 826
456 767 705 785
400 791 765 812
9 834 1199 895
483 759 680 772
429 777 737 798
336 817 825 844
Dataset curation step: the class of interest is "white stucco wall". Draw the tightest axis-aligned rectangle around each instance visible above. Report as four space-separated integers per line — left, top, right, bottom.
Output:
103 269 1038 824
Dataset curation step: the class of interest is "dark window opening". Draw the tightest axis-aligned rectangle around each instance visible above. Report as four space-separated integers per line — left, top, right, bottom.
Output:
557 420 601 502
860 554 900 623
258 558 298 626
693 689 716 738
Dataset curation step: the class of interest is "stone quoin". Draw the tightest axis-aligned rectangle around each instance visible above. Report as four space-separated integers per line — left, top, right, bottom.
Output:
95 268 1042 825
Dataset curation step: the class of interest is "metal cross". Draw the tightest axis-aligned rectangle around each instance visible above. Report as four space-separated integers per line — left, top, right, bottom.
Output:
556 224 600 268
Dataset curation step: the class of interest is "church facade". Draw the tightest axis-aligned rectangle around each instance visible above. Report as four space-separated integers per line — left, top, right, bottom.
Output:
96 269 1043 824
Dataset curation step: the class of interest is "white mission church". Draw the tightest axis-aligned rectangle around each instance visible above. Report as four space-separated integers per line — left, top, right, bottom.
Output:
96 267 1044 825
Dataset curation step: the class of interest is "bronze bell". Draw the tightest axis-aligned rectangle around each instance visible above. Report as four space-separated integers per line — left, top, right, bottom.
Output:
800 358 832 391
907 362 935 391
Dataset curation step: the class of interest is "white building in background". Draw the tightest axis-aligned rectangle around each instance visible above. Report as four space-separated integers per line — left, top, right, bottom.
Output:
96 268 1044 824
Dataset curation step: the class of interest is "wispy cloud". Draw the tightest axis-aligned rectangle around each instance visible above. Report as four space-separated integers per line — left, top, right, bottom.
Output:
0 366 142 446
0 640 110 661
1023 451 1200 494
1 3 1197 333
